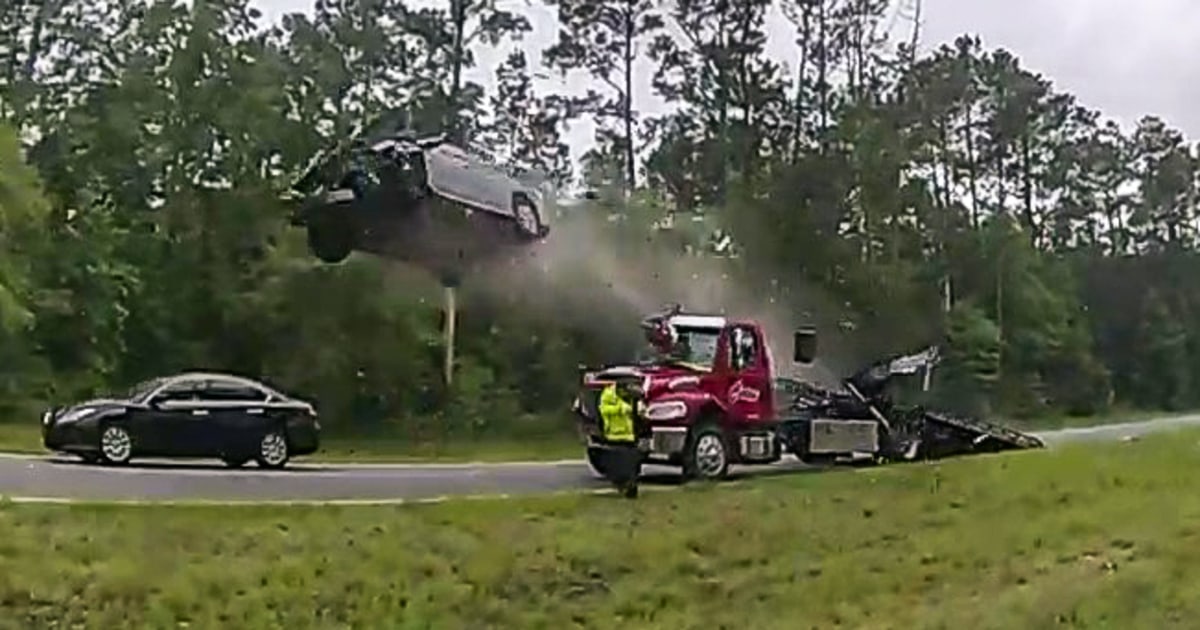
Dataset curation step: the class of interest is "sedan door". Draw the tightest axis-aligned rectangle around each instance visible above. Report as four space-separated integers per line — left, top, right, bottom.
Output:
464 152 514 215
425 144 479 205
139 378 210 456
201 378 274 458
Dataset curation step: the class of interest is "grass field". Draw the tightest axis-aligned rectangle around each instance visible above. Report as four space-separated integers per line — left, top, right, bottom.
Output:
3 430 1200 628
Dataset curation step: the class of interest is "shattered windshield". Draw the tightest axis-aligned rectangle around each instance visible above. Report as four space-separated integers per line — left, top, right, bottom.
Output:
656 326 721 368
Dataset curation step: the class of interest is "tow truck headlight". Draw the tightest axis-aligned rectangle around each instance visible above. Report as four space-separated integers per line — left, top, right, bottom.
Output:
643 401 688 421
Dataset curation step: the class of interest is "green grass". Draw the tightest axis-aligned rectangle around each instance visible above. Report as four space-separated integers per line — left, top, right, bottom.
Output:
0 422 39 454
1004 407 1194 431
4 430 1200 627
316 434 581 462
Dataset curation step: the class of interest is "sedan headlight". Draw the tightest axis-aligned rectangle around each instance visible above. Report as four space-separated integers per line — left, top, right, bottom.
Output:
642 400 688 421
41 410 51 425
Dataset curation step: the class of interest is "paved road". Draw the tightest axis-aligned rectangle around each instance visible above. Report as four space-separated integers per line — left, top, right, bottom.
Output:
2 414 1198 503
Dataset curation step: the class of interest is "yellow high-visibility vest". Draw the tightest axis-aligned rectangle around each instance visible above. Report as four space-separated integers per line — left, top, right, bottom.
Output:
598 383 636 443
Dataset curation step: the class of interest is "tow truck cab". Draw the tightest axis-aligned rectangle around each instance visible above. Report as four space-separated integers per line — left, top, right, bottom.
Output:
573 312 819 474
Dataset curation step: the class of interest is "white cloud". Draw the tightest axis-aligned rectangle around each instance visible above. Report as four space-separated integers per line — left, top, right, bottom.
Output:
917 0 1200 134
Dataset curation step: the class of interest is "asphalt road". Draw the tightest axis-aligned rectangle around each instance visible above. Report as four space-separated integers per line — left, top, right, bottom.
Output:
2 414 1198 504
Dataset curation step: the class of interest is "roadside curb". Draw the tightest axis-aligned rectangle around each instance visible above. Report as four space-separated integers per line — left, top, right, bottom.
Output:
0 450 588 469
0 484 682 507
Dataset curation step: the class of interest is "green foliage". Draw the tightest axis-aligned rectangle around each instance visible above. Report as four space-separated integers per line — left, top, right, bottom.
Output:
0 0 1197 437
939 303 1000 416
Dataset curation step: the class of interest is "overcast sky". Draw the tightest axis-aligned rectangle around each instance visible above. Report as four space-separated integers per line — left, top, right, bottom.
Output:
254 0 1200 157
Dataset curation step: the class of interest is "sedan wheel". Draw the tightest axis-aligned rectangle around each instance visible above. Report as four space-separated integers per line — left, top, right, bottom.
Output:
256 431 290 469
99 425 133 465
307 219 353 264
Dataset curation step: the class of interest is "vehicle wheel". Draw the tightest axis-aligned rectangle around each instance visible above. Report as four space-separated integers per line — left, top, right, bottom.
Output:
683 426 730 481
586 447 610 478
222 457 249 469
307 217 353 264
256 430 290 469
512 197 542 239
98 424 133 466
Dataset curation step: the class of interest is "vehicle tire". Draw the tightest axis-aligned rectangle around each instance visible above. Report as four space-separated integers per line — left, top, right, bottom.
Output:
682 425 730 481
307 217 353 264
222 457 249 469
512 197 542 239
98 423 133 466
255 429 290 469
586 447 611 478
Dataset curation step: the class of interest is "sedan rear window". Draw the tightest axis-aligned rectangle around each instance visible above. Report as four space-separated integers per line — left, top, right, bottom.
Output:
204 381 268 402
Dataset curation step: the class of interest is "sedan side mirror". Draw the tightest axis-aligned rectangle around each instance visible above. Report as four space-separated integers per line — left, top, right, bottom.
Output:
793 326 817 364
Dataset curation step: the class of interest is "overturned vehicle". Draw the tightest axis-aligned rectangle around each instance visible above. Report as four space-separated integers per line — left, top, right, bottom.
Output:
572 305 1044 481
285 122 551 278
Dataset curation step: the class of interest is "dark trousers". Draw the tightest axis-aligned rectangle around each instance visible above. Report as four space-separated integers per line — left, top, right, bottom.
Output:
604 443 643 498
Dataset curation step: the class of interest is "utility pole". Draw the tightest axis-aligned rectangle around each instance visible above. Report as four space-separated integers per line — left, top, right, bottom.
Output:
441 273 460 387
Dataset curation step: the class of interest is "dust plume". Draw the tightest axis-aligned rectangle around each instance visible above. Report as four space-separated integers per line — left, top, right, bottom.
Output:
463 205 855 386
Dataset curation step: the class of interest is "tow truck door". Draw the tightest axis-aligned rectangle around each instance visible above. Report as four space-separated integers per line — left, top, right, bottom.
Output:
724 324 773 425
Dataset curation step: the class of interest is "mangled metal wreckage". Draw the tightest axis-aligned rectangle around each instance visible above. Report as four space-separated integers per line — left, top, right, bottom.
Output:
573 306 1044 481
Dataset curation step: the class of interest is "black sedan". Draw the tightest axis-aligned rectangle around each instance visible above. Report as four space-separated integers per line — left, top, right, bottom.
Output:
41 372 321 469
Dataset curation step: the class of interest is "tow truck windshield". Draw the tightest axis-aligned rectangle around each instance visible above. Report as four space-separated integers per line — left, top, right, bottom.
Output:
656 326 721 369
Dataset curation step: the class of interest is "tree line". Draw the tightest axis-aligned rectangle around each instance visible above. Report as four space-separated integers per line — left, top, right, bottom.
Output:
1 0 1197 439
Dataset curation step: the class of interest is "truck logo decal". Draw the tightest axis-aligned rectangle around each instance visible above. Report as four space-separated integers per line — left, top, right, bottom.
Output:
669 376 700 390
728 381 761 403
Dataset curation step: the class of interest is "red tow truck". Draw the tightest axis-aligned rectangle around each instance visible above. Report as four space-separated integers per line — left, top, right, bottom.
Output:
571 305 1043 481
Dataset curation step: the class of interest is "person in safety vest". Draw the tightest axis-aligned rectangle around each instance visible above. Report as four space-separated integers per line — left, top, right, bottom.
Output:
597 381 645 499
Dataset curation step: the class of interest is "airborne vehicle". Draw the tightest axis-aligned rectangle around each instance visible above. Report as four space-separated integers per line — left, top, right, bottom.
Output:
287 122 551 278
572 305 1044 481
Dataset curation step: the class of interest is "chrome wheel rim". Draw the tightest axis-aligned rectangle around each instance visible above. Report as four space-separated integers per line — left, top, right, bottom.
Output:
695 434 726 477
515 204 538 235
101 426 131 462
260 432 288 466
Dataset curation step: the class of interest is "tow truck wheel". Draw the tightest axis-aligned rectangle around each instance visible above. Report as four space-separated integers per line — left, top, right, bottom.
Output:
683 427 729 481
586 447 610 478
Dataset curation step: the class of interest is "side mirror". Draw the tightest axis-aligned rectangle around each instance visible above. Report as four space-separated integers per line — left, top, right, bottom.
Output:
793 326 817 364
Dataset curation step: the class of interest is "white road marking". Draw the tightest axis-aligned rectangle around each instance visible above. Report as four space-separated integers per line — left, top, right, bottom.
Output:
4 415 1199 507
0 451 586 468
